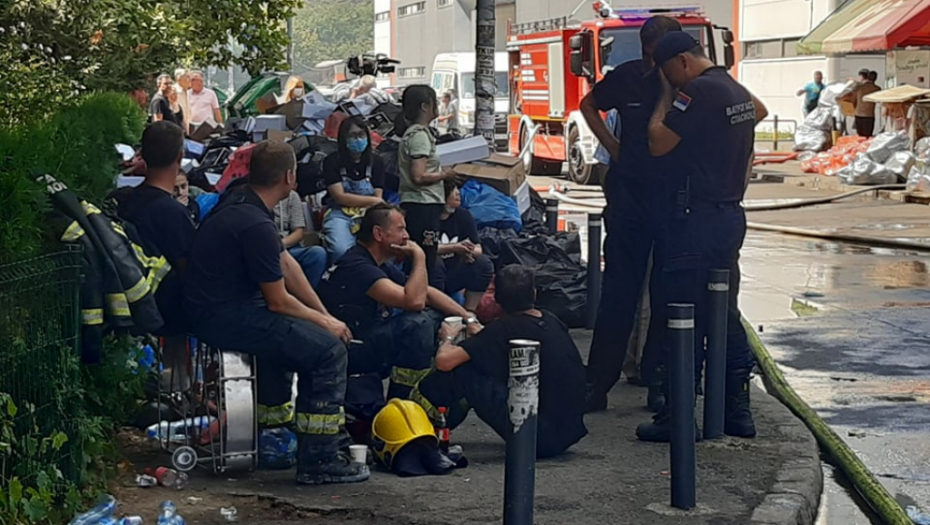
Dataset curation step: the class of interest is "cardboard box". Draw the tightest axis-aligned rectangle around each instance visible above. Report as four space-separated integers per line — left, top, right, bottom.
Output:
454 153 526 196
267 129 292 143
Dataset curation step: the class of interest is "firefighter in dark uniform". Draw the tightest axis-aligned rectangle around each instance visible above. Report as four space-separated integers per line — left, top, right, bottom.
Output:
579 16 683 413
636 32 768 442
185 141 370 484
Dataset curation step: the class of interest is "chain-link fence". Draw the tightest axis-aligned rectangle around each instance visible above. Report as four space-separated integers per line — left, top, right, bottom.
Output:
0 245 83 485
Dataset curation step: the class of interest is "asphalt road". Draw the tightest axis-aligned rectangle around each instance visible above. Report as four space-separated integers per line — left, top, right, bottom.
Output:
739 230 930 524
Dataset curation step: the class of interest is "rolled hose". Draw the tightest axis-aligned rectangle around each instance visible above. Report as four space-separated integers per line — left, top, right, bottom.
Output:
743 320 913 525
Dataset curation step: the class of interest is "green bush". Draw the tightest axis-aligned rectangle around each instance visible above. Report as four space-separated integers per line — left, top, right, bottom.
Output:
0 91 146 261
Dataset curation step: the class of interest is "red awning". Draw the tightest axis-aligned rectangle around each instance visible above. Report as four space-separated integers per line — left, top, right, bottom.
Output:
822 0 930 54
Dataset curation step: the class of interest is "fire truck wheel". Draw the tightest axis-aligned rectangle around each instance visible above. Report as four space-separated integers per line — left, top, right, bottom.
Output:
567 126 600 185
520 125 562 176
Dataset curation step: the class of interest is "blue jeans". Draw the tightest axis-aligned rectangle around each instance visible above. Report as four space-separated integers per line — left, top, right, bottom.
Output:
322 210 358 263
288 246 327 287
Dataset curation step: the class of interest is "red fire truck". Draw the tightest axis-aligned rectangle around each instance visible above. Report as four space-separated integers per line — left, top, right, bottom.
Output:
506 3 735 184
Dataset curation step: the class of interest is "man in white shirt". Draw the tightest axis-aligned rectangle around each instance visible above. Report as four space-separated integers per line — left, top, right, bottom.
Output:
174 68 193 133
188 70 223 126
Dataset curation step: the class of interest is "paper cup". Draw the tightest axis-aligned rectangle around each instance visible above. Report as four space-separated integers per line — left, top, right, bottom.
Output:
349 444 368 464
443 316 463 329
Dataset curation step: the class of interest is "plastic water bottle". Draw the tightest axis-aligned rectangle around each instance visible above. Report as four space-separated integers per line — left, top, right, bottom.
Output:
258 427 297 470
157 501 185 525
146 416 215 443
67 495 117 525
118 518 144 525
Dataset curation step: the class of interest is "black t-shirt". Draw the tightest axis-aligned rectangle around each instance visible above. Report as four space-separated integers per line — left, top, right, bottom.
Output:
663 67 756 204
593 60 663 182
116 184 196 267
317 244 407 332
184 186 284 318
321 152 386 189
439 208 479 269
150 94 181 126
459 311 588 450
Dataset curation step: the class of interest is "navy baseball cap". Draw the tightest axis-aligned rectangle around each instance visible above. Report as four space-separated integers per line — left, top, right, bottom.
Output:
653 32 701 66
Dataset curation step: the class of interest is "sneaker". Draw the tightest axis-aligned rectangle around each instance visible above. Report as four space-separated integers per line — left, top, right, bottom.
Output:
296 453 371 485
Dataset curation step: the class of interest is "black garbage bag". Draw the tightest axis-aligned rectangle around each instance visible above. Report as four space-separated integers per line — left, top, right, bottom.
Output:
534 263 587 328
521 187 548 234
499 234 577 268
477 227 519 269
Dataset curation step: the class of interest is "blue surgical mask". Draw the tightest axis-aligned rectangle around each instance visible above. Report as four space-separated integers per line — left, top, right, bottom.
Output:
346 137 368 154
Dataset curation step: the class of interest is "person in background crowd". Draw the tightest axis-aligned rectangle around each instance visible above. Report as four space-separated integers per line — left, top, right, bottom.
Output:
438 180 492 311
841 68 881 138
129 85 150 112
150 74 181 126
350 75 390 105
437 91 459 134
318 203 471 402
184 140 367 486
398 85 460 289
410 265 587 458
796 70 825 116
284 75 307 103
274 189 328 287
173 171 201 225
174 68 193 133
640 31 768 442
321 117 386 262
167 87 184 127
578 16 682 414
189 70 223 127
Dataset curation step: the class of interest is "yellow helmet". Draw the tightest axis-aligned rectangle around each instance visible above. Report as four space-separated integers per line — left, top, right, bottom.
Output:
371 399 437 469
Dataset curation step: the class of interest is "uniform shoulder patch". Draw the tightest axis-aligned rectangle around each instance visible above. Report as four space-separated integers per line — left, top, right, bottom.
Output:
673 91 692 112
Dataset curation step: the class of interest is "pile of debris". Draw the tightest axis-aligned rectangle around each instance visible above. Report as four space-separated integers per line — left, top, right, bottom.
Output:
800 131 913 185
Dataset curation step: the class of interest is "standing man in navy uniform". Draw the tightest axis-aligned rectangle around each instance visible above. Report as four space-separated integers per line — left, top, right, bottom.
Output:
637 32 768 441
579 16 683 413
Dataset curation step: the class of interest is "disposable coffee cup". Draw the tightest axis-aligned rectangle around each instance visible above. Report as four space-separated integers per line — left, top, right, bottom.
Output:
349 444 368 464
444 316 463 329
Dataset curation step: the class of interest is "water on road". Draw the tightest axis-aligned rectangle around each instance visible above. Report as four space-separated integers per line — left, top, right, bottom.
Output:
740 231 930 524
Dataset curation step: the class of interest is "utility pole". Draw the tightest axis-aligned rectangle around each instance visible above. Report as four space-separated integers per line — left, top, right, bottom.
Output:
474 0 495 145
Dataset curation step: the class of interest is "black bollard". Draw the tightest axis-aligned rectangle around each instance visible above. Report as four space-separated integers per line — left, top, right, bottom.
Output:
585 213 602 330
545 199 559 234
703 269 730 440
668 303 696 510
503 339 540 525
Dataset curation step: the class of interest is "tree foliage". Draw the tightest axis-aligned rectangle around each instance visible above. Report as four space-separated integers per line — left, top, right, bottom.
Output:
0 0 301 127
293 0 374 71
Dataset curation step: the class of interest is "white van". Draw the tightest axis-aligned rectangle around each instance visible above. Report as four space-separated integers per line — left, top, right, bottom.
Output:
431 52 509 149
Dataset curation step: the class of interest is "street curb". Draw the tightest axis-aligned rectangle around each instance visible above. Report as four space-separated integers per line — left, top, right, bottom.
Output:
749 382 824 525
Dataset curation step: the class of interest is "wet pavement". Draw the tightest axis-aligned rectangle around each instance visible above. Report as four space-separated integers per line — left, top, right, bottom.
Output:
739 231 930 524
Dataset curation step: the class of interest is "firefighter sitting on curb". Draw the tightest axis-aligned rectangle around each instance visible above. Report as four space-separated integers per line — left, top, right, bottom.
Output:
317 203 472 405
410 265 588 458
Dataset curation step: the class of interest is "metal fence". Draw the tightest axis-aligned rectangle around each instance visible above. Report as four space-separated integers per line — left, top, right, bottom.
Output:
0 246 83 485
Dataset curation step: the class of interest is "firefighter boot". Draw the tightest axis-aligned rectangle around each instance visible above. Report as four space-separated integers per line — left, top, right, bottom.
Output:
646 384 666 413
724 368 756 438
295 434 370 485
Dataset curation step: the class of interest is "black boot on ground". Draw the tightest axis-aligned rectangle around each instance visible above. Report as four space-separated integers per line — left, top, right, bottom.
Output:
635 408 701 443
646 384 666 413
296 434 370 485
724 368 756 438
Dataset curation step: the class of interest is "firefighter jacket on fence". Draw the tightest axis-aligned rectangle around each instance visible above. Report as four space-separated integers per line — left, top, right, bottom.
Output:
40 174 169 363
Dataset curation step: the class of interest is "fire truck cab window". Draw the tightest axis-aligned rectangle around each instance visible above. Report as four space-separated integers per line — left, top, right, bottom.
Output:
600 26 708 69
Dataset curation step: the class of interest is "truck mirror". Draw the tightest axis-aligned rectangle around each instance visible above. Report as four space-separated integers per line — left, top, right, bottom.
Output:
724 44 735 69
568 34 584 51
722 30 734 45
570 50 585 77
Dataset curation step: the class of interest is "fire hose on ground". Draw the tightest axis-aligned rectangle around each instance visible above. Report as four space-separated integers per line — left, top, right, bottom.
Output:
743 320 913 525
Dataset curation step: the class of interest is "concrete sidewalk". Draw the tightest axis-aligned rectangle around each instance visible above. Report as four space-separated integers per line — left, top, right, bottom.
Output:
116 330 822 525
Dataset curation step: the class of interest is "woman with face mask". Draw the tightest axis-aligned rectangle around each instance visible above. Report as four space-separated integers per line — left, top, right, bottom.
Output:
321 116 386 262
398 85 459 288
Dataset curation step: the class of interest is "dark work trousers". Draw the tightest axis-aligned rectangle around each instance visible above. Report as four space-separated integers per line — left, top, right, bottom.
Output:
587 175 668 397
661 203 755 378
190 302 348 460
440 253 494 295
400 203 444 289
346 310 441 403
412 363 568 458
855 116 876 138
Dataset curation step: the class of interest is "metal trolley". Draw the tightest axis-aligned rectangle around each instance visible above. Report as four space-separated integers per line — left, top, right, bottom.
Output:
156 339 258 474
